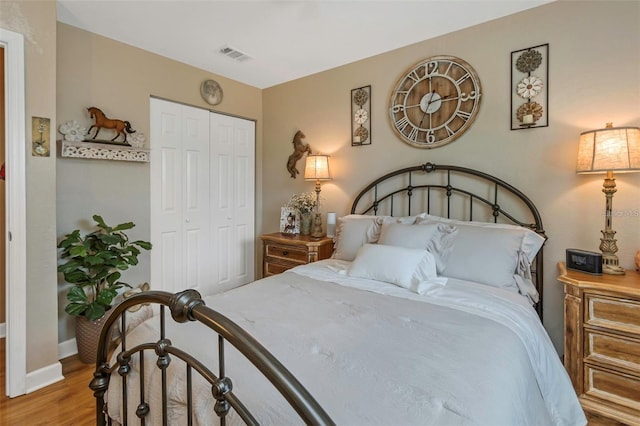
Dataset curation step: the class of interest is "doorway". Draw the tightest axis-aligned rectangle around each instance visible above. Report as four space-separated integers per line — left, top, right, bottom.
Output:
1 27 27 398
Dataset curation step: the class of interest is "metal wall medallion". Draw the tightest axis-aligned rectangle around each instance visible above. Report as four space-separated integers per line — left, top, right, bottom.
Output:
200 79 224 106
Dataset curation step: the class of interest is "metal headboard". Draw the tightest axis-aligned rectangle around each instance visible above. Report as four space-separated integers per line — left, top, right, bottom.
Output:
350 162 546 320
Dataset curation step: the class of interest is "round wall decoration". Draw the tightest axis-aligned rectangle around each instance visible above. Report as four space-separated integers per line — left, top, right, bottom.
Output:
388 55 482 148
200 79 223 106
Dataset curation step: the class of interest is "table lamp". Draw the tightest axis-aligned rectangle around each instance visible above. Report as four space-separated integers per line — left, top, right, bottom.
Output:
576 123 640 274
304 154 332 238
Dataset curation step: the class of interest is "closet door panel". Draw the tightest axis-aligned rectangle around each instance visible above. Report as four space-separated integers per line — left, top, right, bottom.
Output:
151 98 211 293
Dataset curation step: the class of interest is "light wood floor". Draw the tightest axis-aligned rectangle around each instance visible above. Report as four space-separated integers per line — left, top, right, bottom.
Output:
0 338 95 425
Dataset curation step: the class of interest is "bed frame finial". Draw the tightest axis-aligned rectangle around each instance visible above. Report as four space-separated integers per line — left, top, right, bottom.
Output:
170 289 205 323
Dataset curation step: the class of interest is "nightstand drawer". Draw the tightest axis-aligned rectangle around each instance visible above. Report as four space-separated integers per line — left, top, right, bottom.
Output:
584 364 640 412
585 330 640 373
586 294 640 335
265 244 308 263
264 261 295 276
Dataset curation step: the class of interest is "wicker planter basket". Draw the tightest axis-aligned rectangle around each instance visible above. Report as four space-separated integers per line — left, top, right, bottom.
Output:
75 310 115 364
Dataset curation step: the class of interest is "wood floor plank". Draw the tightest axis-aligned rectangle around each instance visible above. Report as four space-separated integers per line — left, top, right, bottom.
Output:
0 339 95 425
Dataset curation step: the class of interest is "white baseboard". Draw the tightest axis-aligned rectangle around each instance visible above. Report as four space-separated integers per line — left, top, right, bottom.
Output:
58 338 78 360
25 362 64 393
0 322 5 338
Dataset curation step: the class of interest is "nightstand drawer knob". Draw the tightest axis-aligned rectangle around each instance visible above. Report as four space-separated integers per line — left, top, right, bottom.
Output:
282 251 288 256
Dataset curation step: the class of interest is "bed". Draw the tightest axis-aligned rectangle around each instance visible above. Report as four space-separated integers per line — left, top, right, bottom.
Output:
91 163 586 426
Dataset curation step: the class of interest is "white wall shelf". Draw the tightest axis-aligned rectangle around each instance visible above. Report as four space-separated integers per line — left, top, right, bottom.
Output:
60 140 149 162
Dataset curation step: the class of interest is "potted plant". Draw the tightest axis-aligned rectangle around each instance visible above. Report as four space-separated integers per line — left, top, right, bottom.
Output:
57 214 152 362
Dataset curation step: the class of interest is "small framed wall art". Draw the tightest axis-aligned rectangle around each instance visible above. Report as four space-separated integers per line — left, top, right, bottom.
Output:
279 207 300 234
510 43 548 130
351 85 371 146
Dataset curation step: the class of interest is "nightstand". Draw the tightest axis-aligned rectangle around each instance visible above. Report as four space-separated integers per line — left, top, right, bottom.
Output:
558 262 640 425
260 233 333 277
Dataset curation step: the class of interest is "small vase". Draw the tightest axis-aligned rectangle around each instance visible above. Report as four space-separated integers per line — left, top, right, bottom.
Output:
300 214 312 236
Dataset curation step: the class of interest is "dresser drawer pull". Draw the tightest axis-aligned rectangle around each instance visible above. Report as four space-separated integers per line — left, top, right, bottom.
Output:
282 251 288 256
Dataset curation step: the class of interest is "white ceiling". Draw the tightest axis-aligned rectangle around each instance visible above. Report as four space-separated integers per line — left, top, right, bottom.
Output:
57 0 554 89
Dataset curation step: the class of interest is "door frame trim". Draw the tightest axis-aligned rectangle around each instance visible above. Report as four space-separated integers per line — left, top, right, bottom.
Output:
1 27 28 397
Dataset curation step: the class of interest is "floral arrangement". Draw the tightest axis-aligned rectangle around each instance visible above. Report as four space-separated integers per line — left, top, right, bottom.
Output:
286 192 317 215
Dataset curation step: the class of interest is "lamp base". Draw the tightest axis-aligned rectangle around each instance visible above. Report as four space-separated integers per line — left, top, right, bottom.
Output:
602 253 625 275
602 263 625 275
311 212 324 238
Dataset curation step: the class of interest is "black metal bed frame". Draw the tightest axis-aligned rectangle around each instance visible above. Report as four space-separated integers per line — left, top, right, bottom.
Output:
350 162 546 319
90 290 335 425
91 162 545 425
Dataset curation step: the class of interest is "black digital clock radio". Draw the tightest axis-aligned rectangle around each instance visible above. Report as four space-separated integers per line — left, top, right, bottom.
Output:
566 249 602 275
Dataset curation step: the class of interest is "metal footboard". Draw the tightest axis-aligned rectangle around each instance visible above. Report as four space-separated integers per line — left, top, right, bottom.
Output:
90 289 334 425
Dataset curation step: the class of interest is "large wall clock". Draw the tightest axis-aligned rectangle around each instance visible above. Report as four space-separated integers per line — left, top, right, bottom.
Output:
388 55 482 148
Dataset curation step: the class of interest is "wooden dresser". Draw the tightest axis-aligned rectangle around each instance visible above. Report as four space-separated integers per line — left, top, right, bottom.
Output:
558 262 640 425
260 233 333 277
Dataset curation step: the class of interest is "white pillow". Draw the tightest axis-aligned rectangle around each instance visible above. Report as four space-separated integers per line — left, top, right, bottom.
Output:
414 215 545 300
377 222 458 273
348 244 446 294
416 214 545 262
332 214 423 261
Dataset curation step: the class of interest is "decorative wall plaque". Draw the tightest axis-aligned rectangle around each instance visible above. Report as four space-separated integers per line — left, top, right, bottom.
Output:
351 85 371 146
511 44 549 130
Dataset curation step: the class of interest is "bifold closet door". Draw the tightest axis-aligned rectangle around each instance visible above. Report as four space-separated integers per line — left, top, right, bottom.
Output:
150 98 211 294
210 113 255 291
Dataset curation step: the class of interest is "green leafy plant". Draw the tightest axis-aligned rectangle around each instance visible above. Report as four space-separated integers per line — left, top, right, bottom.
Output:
57 215 152 321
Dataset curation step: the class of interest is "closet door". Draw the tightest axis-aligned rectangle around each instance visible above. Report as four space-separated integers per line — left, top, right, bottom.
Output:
210 113 255 291
150 98 211 293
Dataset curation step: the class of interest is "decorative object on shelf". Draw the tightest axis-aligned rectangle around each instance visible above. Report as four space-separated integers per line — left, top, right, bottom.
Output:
389 56 482 148
351 85 371 146
634 249 640 271
576 123 640 274
87 106 136 144
304 154 332 238
31 116 51 157
279 207 300 234
57 214 152 363
60 140 149 162
127 132 147 148
286 130 312 178
58 120 88 142
511 44 548 130
286 191 317 235
200 79 223 106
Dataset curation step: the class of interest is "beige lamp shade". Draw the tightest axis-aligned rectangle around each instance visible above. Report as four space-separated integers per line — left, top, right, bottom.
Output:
576 124 640 173
304 154 331 181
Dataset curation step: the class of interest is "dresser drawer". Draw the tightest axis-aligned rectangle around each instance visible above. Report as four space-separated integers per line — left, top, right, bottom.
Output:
584 364 640 412
585 294 640 335
585 330 640 373
265 244 308 264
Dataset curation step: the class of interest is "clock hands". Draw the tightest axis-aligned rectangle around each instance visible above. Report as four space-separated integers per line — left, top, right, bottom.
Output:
418 90 439 129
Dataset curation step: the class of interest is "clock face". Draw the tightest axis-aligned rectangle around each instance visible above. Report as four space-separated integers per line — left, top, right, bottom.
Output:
388 56 482 148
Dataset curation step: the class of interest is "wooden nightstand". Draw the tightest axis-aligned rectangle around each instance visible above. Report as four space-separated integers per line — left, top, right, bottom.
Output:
558 262 640 425
260 233 334 277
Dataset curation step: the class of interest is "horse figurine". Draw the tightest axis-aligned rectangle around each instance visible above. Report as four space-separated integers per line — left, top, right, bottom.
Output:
286 130 312 178
87 107 136 143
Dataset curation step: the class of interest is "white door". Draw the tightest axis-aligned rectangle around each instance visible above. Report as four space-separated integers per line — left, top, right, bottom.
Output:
210 114 255 291
150 98 255 295
150 98 210 293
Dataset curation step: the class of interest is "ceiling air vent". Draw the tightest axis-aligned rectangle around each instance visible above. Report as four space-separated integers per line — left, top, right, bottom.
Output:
219 46 251 62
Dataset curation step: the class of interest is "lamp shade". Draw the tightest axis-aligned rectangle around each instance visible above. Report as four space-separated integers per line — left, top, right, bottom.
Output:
576 124 640 173
304 154 331 180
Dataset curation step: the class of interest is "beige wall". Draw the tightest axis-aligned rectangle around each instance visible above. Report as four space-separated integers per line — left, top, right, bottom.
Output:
262 0 640 353
56 23 263 341
0 0 59 372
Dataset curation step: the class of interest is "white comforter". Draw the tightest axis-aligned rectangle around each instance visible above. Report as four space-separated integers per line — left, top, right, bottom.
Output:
107 259 585 426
